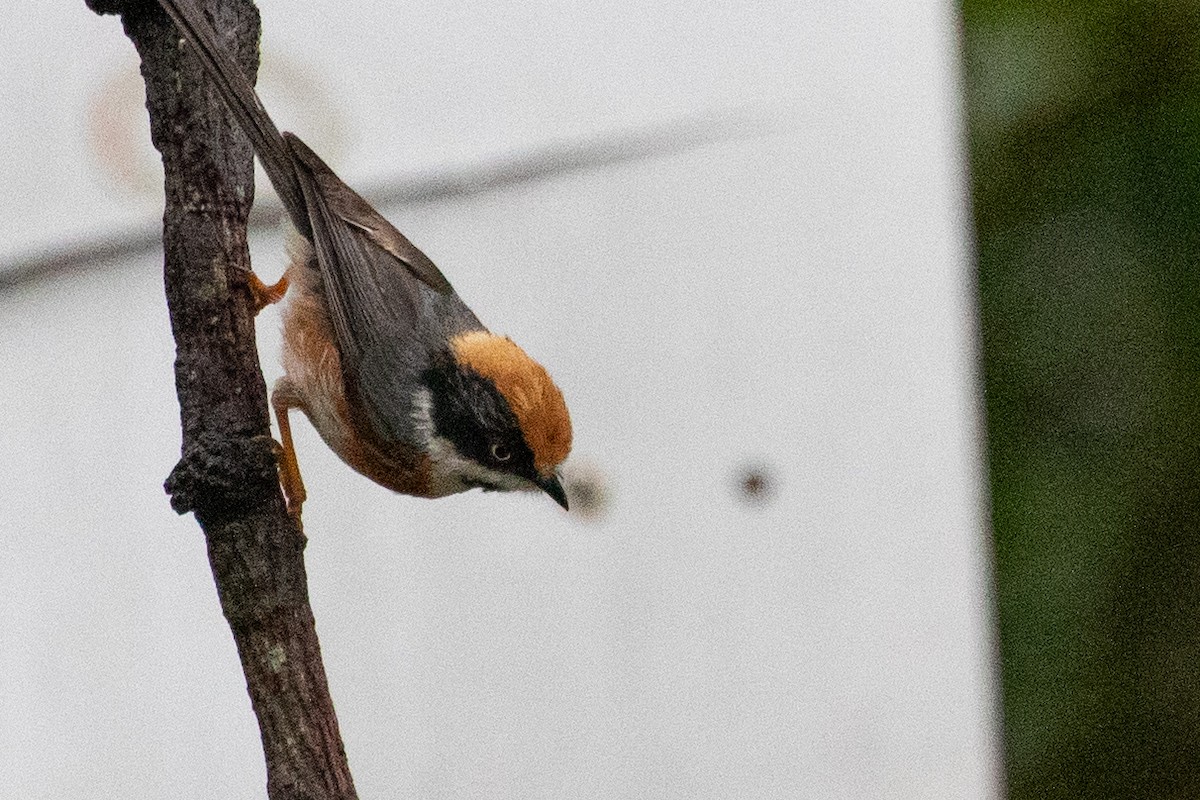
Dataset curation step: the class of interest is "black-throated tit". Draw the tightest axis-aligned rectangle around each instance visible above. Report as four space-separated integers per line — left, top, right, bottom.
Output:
155 0 573 519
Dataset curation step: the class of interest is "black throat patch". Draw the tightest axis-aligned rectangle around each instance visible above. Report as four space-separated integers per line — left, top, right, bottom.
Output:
423 352 538 482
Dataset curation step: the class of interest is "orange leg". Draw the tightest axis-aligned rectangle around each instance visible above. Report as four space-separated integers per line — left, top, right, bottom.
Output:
271 378 308 522
248 271 290 315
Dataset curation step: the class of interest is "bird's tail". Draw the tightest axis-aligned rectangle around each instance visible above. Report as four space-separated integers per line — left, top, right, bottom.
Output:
155 0 309 235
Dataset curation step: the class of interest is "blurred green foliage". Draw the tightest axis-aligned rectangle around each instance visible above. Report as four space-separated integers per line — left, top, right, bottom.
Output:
963 1 1200 797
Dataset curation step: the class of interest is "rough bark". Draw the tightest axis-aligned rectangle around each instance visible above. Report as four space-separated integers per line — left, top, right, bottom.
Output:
85 1 358 797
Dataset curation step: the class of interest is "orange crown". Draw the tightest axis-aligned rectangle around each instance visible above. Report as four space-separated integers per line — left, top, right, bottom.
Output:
450 331 572 473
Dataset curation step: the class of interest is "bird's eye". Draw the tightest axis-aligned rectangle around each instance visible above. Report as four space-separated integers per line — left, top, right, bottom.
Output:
490 443 512 462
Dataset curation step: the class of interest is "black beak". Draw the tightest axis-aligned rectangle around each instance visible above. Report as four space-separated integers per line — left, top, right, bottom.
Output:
537 474 570 511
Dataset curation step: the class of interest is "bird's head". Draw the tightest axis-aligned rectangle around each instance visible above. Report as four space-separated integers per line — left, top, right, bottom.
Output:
416 331 572 509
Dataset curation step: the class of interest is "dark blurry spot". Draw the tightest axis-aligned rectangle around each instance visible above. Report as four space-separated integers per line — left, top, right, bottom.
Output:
563 463 609 520
737 464 775 504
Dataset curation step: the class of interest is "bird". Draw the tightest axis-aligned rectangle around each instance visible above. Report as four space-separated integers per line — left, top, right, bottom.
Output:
154 0 573 518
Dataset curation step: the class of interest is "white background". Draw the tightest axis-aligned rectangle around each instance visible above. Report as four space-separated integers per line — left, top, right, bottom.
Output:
1 1 999 797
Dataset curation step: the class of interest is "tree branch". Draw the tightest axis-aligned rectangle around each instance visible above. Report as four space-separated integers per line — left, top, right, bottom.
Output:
86 1 358 797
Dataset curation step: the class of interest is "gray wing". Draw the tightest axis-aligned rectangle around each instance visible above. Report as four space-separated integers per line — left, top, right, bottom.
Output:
157 0 483 445
288 135 484 445
287 135 456 296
